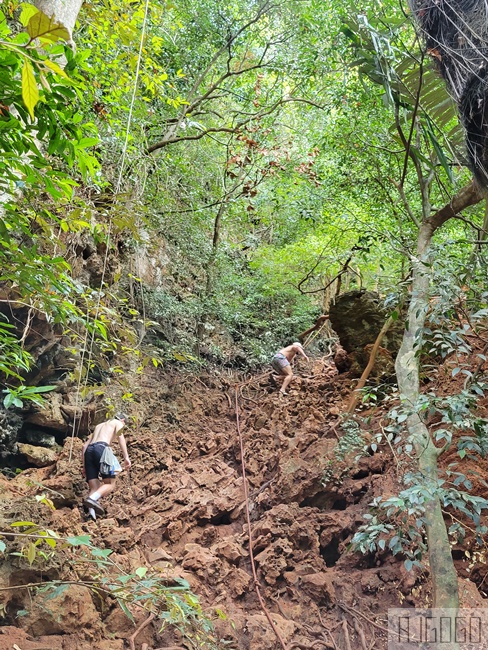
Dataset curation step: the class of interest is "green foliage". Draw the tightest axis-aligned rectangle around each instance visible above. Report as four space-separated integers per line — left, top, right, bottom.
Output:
1 517 220 648
322 419 366 484
352 468 488 568
3 384 56 409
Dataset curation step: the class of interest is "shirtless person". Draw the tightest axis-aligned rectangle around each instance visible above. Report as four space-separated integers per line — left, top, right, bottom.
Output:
271 342 309 396
82 413 131 519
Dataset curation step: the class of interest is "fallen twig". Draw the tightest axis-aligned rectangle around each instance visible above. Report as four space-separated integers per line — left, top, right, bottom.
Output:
342 620 352 650
353 618 369 650
129 612 155 650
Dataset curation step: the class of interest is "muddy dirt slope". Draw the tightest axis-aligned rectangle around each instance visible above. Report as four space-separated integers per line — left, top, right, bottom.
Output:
0 355 485 650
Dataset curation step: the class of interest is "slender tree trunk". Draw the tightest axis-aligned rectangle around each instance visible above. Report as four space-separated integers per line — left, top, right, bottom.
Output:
468 197 488 268
195 201 227 351
395 221 459 609
33 0 84 39
347 313 395 414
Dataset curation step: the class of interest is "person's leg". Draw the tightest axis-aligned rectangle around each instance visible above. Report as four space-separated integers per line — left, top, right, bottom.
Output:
87 478 100 495
96 477 116 499
84 478 101 520
84 444 111 515
84 478 115 515
280 366 293 394
87 478 115 501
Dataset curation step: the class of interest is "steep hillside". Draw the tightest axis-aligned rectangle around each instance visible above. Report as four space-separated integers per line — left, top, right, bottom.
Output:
0 350 486 650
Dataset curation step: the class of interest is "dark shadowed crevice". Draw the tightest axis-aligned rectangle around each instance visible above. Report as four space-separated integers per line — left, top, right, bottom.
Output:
320 537 340 567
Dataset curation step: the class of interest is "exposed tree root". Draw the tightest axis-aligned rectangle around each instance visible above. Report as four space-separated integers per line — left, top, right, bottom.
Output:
128 612 155 650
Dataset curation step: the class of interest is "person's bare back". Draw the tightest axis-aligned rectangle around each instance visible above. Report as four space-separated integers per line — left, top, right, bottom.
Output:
90 418 124 445
278 342 309 363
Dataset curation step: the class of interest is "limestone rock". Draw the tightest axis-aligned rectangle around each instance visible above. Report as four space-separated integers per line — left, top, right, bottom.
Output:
24 393 68 433
17 443 57 467
246 613 297 650
300 572 335 604
230 567 252 596
0 408 22 458
329 290 404 373
18 584 101 636
181 544 223 584
24 427 57 447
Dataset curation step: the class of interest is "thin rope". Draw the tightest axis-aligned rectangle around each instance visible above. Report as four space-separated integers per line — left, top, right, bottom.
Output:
69 0 151 461
234 385 289 650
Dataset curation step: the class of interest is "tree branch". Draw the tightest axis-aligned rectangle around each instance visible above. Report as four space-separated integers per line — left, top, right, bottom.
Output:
426 181 484 234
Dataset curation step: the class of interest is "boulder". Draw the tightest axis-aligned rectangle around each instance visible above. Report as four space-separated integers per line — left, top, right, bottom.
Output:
329 290 404 374
17 443 57 467
18 584 101 637
24 393 68 433
24 427 57 447
246 613 297 650
0 408 22 458
300 572 335 604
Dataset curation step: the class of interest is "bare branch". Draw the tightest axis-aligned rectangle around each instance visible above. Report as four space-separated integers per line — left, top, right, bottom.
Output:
426 181 483 234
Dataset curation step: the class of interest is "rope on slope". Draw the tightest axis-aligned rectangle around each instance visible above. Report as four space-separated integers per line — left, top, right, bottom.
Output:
68 0 151 462
234 385 289 650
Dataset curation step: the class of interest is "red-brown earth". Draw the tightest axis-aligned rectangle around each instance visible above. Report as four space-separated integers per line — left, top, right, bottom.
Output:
0 351 486 650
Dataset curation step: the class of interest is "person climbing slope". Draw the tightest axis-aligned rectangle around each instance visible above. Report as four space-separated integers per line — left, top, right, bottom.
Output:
271 341 309 396
82 412 131 520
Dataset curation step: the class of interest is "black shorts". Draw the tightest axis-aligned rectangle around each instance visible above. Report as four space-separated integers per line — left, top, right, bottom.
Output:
84 442 115 481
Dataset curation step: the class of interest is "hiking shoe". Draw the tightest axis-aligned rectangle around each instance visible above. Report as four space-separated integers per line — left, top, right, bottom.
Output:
83 497 105 516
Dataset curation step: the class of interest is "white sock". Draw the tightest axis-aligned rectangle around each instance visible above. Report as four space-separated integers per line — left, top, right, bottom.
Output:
90 491 101 501
88 507 96 520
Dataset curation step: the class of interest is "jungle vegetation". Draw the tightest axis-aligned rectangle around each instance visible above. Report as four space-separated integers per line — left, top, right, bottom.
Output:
2 0 488 614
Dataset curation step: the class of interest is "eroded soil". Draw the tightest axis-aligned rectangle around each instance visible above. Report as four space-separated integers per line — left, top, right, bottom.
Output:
0 353 486 649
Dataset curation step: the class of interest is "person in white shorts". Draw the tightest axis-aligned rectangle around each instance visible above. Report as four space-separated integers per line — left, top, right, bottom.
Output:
271 342 309 396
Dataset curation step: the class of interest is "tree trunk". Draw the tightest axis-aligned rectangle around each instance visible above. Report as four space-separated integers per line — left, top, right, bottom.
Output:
395 220 459 609
33 0 84 40
195 201 227 351
347 313 395 414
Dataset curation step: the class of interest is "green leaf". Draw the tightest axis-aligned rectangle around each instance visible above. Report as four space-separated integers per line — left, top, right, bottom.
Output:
91 547 113 558
43 59 69 79
135 566 147 578
21 59 39 120
27 10 70 42
76 137 99 149
66 535 91 546
117 597 135 623
27 542 36 565
19 3 39 26
10 521 37 527
424 117 454 183
0 540 6 553
44 583 69 600
21 385 57 394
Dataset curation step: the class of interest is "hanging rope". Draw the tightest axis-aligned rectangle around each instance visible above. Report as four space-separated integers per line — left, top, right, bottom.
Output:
234 385 289 650
69 0 151 461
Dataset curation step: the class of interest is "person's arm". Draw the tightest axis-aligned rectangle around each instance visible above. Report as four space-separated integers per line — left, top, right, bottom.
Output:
117 433 131 470
295 344 309 362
